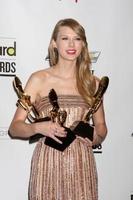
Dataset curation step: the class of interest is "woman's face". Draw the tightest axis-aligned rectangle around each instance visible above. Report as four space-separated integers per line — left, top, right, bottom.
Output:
53 26 83 62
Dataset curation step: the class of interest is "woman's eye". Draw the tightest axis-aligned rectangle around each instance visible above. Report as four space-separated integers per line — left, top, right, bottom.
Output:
62 37 68 40
75 37 81 41
61 37 81 41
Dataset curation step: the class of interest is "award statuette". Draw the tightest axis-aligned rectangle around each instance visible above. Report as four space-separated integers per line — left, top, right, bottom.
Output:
13 76 48 123
13 76 109 151
13 76 76 151
71 76 109 149
41 89 76 151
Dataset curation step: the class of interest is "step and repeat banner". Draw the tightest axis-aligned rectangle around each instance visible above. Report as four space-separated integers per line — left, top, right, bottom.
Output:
0 0 133 199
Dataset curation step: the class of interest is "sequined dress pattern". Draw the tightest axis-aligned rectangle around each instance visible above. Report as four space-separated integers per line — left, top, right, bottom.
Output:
28 95 98 200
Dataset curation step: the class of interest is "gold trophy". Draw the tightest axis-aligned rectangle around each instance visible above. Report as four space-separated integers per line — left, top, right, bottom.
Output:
71 76 109 149
13 76 72 148
13 76 41 122
13 76 109 151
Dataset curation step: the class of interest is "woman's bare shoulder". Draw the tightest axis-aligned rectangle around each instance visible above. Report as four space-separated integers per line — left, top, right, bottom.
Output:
25 67 56 100
30 67 51 81
24 68 51 95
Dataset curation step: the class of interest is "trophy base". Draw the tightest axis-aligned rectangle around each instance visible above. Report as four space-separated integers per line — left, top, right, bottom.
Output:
29 121 102 151
45 127 76 151
73 121 94 141
44 122 94 151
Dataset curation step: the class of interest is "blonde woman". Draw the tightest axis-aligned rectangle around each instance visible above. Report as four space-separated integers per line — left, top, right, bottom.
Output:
9 18 107 200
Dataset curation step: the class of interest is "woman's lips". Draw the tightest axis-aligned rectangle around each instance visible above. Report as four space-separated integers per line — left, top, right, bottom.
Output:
66 49 76 55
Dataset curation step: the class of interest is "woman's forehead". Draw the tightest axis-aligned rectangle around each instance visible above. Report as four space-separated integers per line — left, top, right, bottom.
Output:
57 26 78 36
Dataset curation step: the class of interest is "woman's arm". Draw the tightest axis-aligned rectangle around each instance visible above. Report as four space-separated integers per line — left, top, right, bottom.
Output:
9 73 45 138
92 101 107 145
9 73 66 143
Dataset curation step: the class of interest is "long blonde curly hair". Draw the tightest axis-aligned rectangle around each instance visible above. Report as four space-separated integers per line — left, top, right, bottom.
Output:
48 18 96 106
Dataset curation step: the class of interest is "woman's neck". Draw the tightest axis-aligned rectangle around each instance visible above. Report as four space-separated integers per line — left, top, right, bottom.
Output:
53 60 76 79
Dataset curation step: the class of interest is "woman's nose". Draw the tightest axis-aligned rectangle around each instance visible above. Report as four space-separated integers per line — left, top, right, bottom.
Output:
68 39 74 47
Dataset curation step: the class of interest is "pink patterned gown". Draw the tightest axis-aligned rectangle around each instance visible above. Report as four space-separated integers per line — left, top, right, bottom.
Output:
28 95 98 200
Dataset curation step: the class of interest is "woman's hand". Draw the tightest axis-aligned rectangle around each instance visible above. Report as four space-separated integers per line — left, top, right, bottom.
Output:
34 121 67 144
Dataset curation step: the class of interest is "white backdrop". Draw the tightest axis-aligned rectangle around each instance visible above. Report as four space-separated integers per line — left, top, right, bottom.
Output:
0 0 133 199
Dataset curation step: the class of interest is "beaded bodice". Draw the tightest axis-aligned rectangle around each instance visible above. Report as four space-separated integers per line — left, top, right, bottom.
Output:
34 95 90 128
